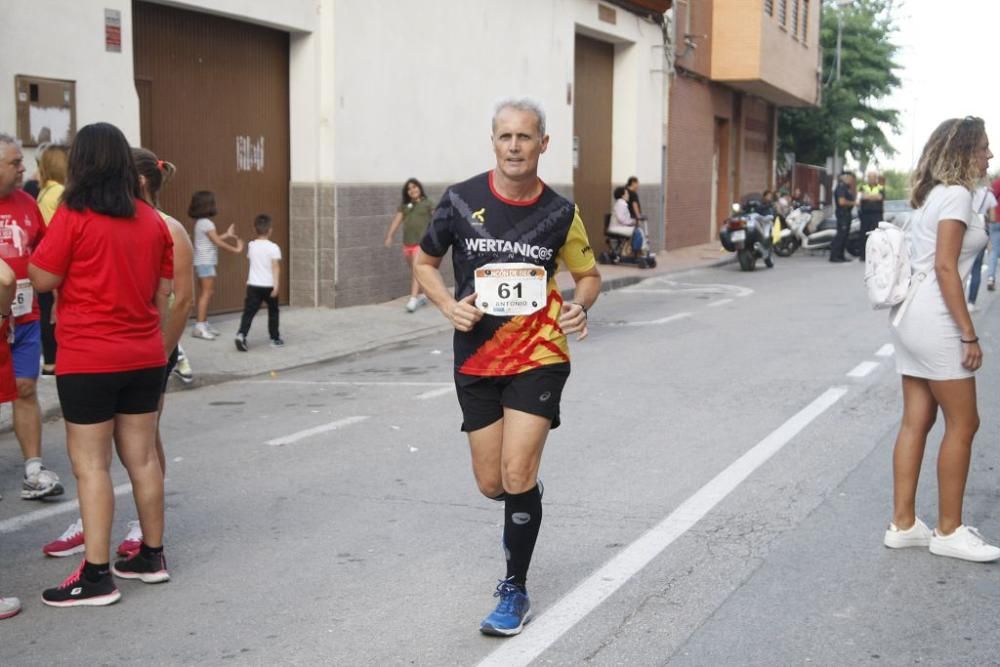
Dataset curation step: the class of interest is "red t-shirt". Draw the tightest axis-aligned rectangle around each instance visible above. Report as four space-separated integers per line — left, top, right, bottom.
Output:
0 321 17 403
0 188 45 324
30 200 174 375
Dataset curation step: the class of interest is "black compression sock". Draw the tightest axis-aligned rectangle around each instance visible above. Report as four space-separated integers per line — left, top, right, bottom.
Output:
139 542 163 557
82 560 109 582
503 485 543 590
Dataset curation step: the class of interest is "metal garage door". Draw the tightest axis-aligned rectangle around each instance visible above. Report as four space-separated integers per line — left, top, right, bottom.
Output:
573 34 614 248
133 1 290 313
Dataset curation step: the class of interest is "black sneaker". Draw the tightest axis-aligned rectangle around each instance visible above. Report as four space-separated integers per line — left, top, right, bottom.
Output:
112 549 170 584
42 561 121 607
235 334 248 352
270 337 285 347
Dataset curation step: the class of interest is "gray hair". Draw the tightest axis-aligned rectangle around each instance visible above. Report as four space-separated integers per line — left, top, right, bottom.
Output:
492 97 546 138
0 133 17 159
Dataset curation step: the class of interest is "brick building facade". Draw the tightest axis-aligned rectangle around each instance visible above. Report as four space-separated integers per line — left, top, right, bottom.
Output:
665 0 820 248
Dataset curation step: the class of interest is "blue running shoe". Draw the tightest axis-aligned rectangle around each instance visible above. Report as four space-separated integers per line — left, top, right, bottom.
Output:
480 578 532 636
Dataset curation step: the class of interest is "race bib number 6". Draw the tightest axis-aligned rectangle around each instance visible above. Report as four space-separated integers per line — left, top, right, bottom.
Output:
474 263 547 316
11 279 32 318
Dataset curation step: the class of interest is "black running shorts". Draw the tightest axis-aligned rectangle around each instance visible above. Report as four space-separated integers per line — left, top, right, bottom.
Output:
57 366 166 425
454 363 571 433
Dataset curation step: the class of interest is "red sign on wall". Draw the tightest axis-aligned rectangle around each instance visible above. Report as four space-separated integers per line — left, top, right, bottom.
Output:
105 9 122 53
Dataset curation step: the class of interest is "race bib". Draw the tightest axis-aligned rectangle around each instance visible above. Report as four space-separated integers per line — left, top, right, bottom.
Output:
474 263 547 316
11 279 32 318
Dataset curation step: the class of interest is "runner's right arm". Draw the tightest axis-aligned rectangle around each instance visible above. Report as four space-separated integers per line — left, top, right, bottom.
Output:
413 250 482 332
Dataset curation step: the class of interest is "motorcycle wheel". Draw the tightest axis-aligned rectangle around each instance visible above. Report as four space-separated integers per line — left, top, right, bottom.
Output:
737 249 756 271
773 237 799 257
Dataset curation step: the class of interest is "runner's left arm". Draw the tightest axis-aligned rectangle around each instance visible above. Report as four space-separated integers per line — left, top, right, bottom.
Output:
557 208 602 340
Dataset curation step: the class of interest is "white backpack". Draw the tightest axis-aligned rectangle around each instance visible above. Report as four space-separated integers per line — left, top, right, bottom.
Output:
864 222 916 312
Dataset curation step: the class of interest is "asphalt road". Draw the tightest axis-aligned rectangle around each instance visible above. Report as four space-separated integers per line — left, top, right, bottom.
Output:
1 252 998 666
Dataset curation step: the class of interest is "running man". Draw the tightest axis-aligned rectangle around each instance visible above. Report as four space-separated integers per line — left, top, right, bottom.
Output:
413 98 601 636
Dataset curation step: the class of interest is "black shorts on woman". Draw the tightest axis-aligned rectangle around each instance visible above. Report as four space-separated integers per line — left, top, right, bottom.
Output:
57 366 166 424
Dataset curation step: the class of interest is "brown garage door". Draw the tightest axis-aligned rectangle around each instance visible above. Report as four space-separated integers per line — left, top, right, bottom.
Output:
133 1 289 313
573 34 614 247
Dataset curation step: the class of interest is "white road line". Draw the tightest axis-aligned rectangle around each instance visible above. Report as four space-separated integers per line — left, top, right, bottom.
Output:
477 386 849 667
242 380 451 388
415 386 454 400
707 298 733 308
0 483 133 535
875 344 894 357
265 416 370 446
846 361 880 378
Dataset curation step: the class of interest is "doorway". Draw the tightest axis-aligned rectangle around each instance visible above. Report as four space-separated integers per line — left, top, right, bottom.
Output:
573 34 614 247
712 117 731 239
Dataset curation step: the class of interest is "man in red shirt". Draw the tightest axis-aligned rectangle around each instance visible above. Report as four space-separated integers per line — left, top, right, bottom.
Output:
0 134 63 500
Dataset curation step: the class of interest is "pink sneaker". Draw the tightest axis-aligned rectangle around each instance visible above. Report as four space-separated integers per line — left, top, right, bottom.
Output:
116 520 143 557
42 519 85 558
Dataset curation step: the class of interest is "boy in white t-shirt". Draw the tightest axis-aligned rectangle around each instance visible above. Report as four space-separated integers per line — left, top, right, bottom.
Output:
235 214 283 351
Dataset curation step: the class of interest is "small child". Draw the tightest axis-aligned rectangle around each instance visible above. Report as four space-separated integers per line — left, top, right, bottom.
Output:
235 214 282 351
188 190 243 340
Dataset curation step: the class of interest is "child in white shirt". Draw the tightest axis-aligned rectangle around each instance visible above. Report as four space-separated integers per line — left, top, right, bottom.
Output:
234 214 283 350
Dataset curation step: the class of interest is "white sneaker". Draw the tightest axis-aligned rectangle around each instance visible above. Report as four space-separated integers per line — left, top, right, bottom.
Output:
883 517 933 549
192 325 217 340
405 296 420 313
0 596 21 620
967 302 977 313
22 467 64 499
929 525 1000 562
206 322 221 336
173 350 194 383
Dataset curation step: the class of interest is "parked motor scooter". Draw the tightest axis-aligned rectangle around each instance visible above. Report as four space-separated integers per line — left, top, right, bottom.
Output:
719 195 775 271
777 205 862 257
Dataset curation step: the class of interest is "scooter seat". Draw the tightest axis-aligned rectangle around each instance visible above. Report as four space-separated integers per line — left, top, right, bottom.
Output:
816 217 837 233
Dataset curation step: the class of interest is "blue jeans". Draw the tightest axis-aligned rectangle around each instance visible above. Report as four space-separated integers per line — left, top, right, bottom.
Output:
988 222 1000 282
969 247 986 304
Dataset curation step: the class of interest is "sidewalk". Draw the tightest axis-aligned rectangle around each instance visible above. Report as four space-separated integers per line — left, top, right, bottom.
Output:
9 241 731 430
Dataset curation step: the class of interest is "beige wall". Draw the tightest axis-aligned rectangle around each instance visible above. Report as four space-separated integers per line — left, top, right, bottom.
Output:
711 0 820 107
709 0 763 81
757 0 821 105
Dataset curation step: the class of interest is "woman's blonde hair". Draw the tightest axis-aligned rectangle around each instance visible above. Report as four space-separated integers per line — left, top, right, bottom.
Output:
910 116 987 208
36 144 69 185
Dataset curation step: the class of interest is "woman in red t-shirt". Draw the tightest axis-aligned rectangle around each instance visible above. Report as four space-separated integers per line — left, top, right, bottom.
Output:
29 122 174 608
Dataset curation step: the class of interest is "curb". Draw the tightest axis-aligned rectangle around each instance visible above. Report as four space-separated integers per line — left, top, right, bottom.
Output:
17 254 736 431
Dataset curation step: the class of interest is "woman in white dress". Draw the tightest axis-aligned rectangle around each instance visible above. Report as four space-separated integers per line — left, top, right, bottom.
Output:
884 116 1000 562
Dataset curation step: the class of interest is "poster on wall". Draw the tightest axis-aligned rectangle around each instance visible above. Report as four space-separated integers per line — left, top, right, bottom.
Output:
14 76 76 147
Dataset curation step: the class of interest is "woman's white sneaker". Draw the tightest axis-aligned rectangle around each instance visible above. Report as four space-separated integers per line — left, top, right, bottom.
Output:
929 525 1000 562
883 518 933 549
